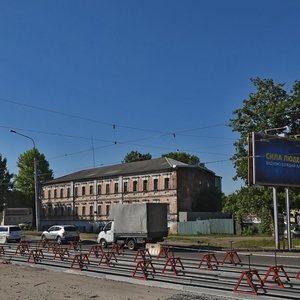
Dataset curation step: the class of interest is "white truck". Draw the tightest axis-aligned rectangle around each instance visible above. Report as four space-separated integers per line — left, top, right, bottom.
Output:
97 203 168 250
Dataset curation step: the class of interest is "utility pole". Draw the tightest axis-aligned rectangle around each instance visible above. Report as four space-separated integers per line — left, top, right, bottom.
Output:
10 130 39 231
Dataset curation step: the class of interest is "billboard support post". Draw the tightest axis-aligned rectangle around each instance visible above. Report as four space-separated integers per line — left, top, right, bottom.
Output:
273 187 279 250
285 188 291 251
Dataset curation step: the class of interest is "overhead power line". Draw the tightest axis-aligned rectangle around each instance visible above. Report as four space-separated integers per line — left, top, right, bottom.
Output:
0 97 230 136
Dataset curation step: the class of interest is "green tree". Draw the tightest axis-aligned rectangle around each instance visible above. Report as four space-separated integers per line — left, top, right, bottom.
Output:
226 77 300 233
223 186 273 233
161 152 200 165
15 149 54 197
123 151 152 163
228 77 297 183
0 154 14 209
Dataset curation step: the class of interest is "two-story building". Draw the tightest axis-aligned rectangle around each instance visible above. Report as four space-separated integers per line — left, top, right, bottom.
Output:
41 157 222 233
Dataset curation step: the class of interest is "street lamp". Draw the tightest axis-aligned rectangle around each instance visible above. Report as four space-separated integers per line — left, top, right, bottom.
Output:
10 130 39 231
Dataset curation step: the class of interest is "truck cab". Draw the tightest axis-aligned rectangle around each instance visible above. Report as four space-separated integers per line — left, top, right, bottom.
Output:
97 221 114 248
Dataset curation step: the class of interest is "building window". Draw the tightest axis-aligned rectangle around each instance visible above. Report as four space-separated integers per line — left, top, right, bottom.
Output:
48 190 51 199
89 185 94 195
89 205 94 216
82 186 86 196
114 182 119 194
97 184 102 195
82 206 86 216
67 206 71 216
143 180 148 192
54 189 57 199
106 204 110 217
75 206 78 216
154 179 158 191
75 187 78 197
48 206 52 216
60 206 64 216
106 183 110 195
60 188 64 198
97 205 101 215
67 187 70 198
54 206 57 216
123 181 128 193
133 180 137 192
164 178 170 190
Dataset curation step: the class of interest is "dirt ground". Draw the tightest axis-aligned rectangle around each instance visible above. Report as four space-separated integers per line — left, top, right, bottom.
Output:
0 261 179 300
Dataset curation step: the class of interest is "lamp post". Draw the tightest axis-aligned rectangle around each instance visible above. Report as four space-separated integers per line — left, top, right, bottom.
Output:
10 130 39 232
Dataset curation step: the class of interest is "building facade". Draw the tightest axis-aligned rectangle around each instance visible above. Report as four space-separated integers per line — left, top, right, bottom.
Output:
40 157 222 233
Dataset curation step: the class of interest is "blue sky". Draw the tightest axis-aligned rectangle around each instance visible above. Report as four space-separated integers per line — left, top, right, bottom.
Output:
1 1 299 195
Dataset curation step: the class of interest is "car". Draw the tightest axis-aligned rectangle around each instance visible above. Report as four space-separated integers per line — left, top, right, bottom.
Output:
41 225 80 244
0 225 23 243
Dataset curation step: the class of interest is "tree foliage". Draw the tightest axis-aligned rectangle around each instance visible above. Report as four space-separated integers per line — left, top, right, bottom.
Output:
0 154 14 209
223 186 273 233
161 152 200 165
123 151 152 163
226 77 300 232
15 148 54 197
229 77 300 183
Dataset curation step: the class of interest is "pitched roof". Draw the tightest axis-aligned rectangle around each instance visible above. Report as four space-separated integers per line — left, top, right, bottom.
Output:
45 157 213 185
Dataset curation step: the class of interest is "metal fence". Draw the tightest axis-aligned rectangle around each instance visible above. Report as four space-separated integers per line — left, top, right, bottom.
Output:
178 219 234 235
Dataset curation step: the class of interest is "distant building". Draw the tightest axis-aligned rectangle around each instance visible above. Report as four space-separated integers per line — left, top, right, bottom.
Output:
40 157 222 233
1 207 33 226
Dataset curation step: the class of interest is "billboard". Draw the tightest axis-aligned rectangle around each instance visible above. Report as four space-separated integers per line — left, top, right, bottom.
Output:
249 132 300 187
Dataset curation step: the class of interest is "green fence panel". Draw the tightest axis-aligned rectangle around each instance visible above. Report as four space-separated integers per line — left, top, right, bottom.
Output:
178 219 234 235
210 219 234 234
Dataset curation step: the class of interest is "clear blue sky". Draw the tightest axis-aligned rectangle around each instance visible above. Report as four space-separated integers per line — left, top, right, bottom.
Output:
1 1 299 195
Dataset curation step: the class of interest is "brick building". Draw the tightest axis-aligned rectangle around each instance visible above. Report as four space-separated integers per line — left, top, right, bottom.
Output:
40 157 222 233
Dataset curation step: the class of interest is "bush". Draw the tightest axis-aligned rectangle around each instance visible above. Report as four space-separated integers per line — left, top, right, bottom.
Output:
242 226 258 236
19 224 32 231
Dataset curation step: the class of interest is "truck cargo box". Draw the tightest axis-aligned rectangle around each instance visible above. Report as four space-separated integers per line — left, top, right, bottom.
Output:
110 203 168 239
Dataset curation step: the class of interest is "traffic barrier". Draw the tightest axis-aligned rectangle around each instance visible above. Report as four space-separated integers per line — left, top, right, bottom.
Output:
262 265 290 288
15 241 30 256
234 269 264 295
221 251 241 266
53 246 70 261
111 243 124 255
69 241 81 251
98 249 118 267
38 239 49 249
162 257 184 276
134 248 152 262
47 241 59 253
70 253 90 270
27 249 44 264
132 259 156 280
198 253 219 270
158 246 174 259
146 243 161 256
88 245 103 258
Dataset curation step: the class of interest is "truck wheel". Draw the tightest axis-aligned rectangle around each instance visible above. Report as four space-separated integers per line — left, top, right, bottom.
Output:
100 239 107 248
127 239 136 251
